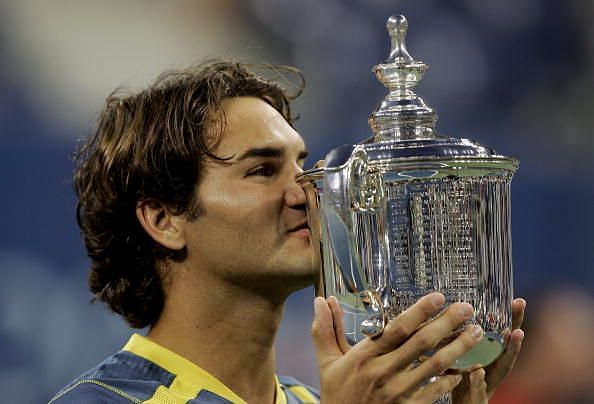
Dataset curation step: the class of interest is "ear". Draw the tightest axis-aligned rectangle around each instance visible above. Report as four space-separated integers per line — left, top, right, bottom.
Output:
136 200 186 251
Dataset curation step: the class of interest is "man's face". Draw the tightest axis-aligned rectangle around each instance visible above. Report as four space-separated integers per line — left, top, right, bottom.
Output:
182 96 313 297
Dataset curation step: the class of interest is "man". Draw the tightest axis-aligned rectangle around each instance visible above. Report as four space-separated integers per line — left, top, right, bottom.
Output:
50 61 525 403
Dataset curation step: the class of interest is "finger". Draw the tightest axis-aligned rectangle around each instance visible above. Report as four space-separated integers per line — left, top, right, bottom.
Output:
380 302 475 370
365 293 445 356
405 324 484 388
327 296 351 354
511 298 526 330
468 368 488 403
408 374 462 403
484 328 524 392
311 297 343 369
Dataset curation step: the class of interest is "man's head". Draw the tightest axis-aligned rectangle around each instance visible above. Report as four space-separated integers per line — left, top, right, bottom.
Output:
75 61 306 328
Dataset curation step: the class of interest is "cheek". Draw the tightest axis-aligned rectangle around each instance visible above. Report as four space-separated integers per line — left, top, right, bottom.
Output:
199 185 282 237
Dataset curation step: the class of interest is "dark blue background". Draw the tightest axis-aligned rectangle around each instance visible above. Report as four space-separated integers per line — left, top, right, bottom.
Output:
0 1 592 402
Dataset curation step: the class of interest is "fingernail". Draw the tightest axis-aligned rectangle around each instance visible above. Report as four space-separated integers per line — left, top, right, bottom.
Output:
472 325 483 339
431 293 445 308
517 329 525 346
470 368 486 384
460 303 474 317
314 297 322 314
516 298 527 307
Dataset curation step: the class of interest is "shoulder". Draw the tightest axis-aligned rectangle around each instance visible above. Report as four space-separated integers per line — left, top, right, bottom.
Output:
48 380 137 403
278 375 320 404
48 350 175 404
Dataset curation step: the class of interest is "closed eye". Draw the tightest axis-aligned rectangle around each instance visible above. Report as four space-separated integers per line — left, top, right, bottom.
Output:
246 164 277 177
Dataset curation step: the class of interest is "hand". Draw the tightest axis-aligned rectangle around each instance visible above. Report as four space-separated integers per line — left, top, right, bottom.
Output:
452 298 526 403
311 294 485 404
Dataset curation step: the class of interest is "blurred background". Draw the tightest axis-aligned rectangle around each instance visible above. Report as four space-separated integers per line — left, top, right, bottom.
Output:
0 1 592 403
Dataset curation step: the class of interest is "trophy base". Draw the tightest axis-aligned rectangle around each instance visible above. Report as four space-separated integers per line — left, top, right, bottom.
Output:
340 302 506 369
451 332 504 370
417 331 505 370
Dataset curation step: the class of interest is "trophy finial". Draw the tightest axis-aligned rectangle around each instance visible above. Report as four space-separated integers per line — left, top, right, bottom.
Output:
387 14 407 30
369 15 438 141
387 15 413 63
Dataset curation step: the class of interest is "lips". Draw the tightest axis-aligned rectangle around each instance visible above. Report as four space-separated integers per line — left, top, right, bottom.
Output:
288 220 309 233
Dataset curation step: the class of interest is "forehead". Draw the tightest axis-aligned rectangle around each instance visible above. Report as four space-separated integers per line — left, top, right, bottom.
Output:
213 97 305 157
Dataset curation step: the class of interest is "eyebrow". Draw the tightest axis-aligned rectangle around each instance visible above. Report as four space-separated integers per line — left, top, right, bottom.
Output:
235 147 309 162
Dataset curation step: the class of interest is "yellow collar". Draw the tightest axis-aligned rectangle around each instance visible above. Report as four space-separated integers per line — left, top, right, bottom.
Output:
123 333 286 404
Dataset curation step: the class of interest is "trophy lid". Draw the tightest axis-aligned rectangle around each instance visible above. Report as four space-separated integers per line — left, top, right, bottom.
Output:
297 14 519 181
364 15 517 165
369 15 436 141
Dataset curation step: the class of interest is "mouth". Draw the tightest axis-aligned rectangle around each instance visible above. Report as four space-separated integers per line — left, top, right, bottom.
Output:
288 220 310 236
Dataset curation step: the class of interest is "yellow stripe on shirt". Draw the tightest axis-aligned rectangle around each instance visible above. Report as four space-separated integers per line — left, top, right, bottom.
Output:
125 333 290 404
288 385 318 404
124 334 246 403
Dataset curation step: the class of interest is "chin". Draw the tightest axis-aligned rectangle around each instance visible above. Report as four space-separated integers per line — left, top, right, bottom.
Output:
271 260 315 285
283 274 316 295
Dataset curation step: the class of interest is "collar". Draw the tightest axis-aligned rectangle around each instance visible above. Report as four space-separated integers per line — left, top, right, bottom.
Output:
123 333 286 404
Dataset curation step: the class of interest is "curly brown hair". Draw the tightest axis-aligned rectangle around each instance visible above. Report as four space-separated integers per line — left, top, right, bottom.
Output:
74 60 304 328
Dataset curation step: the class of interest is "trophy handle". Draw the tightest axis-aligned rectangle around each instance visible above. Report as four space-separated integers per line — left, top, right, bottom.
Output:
358 289 385 337
325 209 367 293
325 209 386 337
300 148 388 339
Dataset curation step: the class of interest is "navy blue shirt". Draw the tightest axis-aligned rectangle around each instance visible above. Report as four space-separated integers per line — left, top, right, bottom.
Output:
49 334 319 404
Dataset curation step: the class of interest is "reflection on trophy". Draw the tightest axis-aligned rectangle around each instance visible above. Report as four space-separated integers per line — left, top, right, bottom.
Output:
298 14 518 374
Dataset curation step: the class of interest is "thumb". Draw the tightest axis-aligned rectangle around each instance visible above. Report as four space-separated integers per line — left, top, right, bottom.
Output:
311 297 343 369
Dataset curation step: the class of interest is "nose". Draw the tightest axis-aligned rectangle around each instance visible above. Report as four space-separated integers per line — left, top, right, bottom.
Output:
285 172 307 210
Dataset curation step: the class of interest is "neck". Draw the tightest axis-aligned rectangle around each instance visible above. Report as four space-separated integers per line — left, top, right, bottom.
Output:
147 265 286 404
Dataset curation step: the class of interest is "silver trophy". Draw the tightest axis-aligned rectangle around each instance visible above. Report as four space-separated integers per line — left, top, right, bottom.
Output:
298 14 518 374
